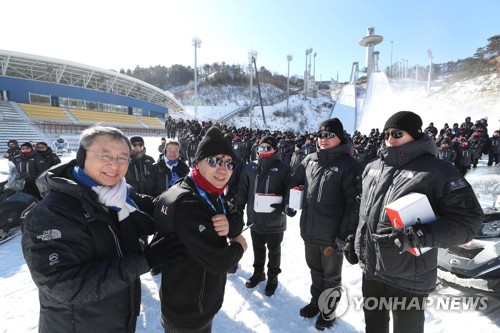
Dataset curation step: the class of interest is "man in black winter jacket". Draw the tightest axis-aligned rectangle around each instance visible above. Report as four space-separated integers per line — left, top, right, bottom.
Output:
354 111 483 333
21 126 176 333
126 136 155 196
153 127 247 332
236 135 295 296
292 118 362 331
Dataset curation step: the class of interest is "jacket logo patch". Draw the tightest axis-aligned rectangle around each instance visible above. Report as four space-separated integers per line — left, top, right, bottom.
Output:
271 168 278 171
330 166 339 172
36 229 62 241
199 225 206 233
49 253 60 266
161 205 169 215
448 178 468 191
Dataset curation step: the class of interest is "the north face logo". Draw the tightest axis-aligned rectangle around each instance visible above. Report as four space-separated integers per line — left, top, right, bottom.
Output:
199 225 206 233
161 205 169 215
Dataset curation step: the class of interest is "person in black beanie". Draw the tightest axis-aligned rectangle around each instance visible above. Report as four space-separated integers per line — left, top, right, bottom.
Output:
354 111 482 333
153 126 247 332
235 134 295 296
126 136 156 196
292 117 362 330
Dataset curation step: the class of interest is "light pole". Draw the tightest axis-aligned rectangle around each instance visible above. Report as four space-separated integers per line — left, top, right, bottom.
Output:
304 48 312 99
192 36 202 120
248 50 257 129
286 54 293 113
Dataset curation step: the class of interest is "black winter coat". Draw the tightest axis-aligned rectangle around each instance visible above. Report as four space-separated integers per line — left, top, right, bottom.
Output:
355 136 483 294
151 158 190 196
154 176 244 329
126 149 156 196
21 160 155 333
235 153 292 233
34 148 61 174
293 142 362 246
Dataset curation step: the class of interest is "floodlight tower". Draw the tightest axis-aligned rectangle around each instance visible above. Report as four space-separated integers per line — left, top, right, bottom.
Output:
192 36 202 120
358 27 383 79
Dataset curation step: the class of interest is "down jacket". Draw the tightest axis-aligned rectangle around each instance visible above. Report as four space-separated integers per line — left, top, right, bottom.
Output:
355 136 483 293
292 141 362 246
235 152 293 233
21 160 155 333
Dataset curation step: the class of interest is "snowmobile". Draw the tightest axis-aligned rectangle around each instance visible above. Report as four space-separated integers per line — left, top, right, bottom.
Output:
0 163 38 244
437 167 500 293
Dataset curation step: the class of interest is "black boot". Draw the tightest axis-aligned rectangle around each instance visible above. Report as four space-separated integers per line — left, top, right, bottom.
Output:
315 315 335 330
264 276 278 296
245 270 265 288
150 266 161 276
299 302 319 318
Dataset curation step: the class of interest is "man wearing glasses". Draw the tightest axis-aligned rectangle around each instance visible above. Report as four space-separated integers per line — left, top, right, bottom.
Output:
153 127 247 332
293 118 362 331
354 111 483 333
235 135 295 296
22 125 177 332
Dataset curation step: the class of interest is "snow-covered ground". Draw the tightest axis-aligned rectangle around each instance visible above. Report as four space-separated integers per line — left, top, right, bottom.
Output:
1 141 500 332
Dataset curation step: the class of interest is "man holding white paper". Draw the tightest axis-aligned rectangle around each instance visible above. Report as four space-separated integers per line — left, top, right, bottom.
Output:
235 135 295 296
354 111 483 333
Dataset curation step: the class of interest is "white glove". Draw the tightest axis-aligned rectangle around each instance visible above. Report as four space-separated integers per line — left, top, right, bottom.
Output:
92 178 136 221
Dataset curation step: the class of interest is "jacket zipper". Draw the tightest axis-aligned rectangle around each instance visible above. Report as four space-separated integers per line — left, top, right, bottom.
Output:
198 269 206 314
107 225 124 258
316 175 325 202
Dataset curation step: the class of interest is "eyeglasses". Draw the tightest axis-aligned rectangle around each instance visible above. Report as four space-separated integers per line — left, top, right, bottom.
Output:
205 157 236 170
88 151 131 165
132 143 143 147
384 129 405 140
317 132 336 139
258 145 273 152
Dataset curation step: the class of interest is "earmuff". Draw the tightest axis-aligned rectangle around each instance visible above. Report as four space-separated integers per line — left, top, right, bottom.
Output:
76 145 86 168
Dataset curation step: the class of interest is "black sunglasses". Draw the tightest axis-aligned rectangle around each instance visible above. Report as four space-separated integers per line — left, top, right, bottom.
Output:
205 157 236 170
317 132 336 139
132 143 143 147
384 129 405 140
258 145 273 152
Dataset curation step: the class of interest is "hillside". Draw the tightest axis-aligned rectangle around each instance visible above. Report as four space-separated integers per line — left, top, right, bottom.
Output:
171 71 499 135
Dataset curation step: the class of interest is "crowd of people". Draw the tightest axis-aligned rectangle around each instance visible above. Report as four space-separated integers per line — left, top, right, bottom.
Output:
3 111 497 332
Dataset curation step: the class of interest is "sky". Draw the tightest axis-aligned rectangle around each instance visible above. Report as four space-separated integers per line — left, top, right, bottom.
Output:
1 151 499 333
1 0 498 83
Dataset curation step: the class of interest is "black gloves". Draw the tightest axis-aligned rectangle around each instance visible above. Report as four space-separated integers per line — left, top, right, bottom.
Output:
143 233 184 269
372 226 426 253
285 205 297 217
270 203 285 216
270 203 296 217
343 234 358 265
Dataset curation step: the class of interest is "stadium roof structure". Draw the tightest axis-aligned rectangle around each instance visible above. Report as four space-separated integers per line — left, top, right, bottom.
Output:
0 49 185 113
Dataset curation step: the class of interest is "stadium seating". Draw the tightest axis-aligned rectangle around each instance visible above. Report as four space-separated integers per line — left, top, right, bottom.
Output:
68 108 143 127
137 116 165 128
19 103 71 122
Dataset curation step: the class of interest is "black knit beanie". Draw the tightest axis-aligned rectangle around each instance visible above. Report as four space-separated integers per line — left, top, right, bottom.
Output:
195 127 236 162
260 135 278 150
318 118 345 141
21 142 33 150
383 111 423 140
130 136 145 145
